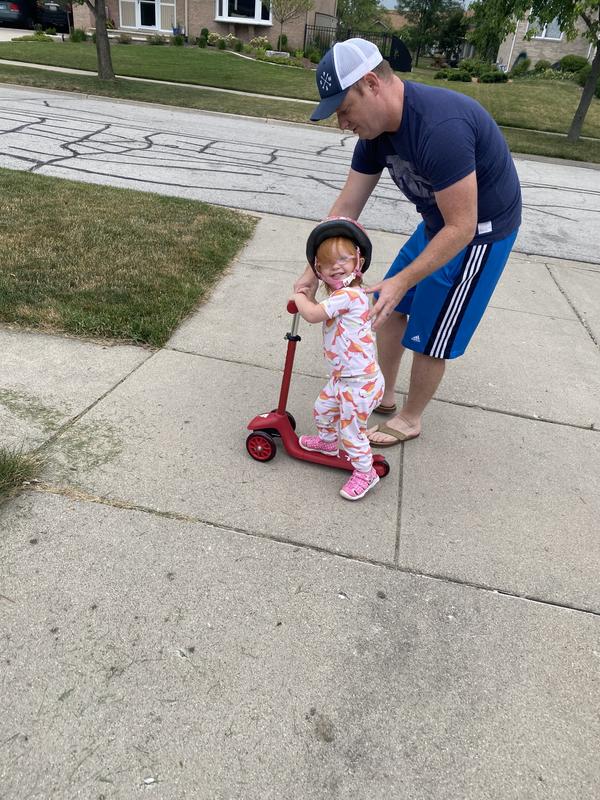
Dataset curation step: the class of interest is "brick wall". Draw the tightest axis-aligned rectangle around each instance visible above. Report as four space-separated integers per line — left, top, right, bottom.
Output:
496 17 594 71
74 0 336 50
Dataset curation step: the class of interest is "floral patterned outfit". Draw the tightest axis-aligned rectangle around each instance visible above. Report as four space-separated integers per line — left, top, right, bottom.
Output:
314 286 384 471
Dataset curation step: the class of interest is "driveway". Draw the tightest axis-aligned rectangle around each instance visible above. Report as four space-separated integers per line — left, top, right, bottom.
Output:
0 27 30 41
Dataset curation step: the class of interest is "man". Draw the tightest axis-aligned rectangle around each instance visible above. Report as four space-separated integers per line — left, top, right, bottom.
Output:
296 38 521 446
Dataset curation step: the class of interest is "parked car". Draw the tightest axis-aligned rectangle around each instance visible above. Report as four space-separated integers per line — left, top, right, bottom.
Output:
0 0 36 27
35 0 71 32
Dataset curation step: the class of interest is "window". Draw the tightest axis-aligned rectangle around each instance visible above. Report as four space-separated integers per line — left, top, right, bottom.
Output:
529 17 563 40
215 0 271 25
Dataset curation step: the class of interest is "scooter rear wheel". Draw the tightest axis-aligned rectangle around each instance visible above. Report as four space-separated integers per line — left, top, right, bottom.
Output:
246 431 277 462
373 458 390 478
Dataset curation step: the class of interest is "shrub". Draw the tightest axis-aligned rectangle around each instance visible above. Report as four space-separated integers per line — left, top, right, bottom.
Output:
172 34 185 46
70 28 87 42
249 35 270 49
294 49 303 59
458 58 488 77
44 26 56 35
576 63 591 86
434 69 449 79
447 70 472 82
13 32 54 41
200 27 209 39
217 38 226 50
148 34 166 45
207 32 221 45
576 64 600 97
560 54 588 73
196 35 207 48
118 32 132 44
479 70 508 83
534 59 552 72
106 18 116 30
224 33 239 49
509 57 531 77
277 33 288 50
234 39 243 52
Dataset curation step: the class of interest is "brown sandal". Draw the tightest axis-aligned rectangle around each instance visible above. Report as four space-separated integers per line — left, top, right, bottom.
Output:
368 423 420 447
373 403 397 415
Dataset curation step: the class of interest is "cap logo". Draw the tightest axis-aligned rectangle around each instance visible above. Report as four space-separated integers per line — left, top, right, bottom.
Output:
319 71 333 94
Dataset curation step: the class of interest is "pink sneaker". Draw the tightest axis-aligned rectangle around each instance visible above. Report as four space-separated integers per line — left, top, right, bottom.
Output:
299 434 338 456
340 467 379 501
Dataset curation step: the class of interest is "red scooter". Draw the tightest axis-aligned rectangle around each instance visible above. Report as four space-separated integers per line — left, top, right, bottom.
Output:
246 300 391 479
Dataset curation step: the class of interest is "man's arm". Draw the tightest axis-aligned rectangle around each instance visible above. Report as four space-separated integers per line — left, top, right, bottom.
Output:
367 171 478 330
328 168 382 218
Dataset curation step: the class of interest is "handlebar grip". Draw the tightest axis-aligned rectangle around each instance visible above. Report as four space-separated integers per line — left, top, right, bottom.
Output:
287 300 298 315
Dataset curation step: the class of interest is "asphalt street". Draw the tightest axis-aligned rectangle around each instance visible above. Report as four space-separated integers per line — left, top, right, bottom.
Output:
0 84 599 263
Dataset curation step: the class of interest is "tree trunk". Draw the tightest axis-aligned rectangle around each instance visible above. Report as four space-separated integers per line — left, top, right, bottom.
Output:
90 0 115 80
567 46 600 143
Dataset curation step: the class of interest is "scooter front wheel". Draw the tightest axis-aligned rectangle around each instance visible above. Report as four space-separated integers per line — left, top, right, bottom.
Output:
246 431 277 462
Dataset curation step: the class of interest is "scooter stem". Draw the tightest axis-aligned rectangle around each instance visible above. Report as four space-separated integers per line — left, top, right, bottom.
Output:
278 302 301 414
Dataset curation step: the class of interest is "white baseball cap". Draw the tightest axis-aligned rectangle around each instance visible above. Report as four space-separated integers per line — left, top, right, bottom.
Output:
310 38 384 122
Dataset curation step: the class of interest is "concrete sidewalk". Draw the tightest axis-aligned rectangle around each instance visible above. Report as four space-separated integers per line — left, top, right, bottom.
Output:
1 213 599 799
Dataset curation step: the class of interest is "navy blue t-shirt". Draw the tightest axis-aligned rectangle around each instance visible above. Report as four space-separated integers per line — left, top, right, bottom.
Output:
351 81 522 244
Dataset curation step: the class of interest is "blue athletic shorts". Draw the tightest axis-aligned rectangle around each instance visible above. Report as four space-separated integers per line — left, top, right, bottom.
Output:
382 222 518 359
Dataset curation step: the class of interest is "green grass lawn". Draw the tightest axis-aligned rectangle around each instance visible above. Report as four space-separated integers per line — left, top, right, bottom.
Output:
0 168 257 346
410 67 600 138
0 41 319 98
0 61 316 125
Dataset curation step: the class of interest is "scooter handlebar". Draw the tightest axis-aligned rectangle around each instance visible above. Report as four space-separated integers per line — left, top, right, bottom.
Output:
287 300 298 315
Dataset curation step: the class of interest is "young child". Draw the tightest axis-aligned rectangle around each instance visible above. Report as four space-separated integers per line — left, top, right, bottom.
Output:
292 219 384 501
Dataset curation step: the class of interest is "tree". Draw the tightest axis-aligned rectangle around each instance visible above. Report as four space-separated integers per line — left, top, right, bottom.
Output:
468 0 598 141
337 0 384 31
520 1 600 142
73 0 115 80
436 7 468 61
271 0 314 49
396 0 463 66
467 0 519 63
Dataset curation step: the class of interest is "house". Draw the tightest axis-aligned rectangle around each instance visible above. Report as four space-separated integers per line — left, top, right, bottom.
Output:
73 0 336 50
496 13 596 71
376 10 408 33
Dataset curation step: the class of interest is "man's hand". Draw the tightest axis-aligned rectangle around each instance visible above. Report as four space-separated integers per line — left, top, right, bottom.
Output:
294 265 318 296
365 274 409 331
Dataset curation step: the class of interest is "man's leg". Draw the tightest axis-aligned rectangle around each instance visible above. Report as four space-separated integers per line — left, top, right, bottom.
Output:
368 352 445 443
376 311 408 408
